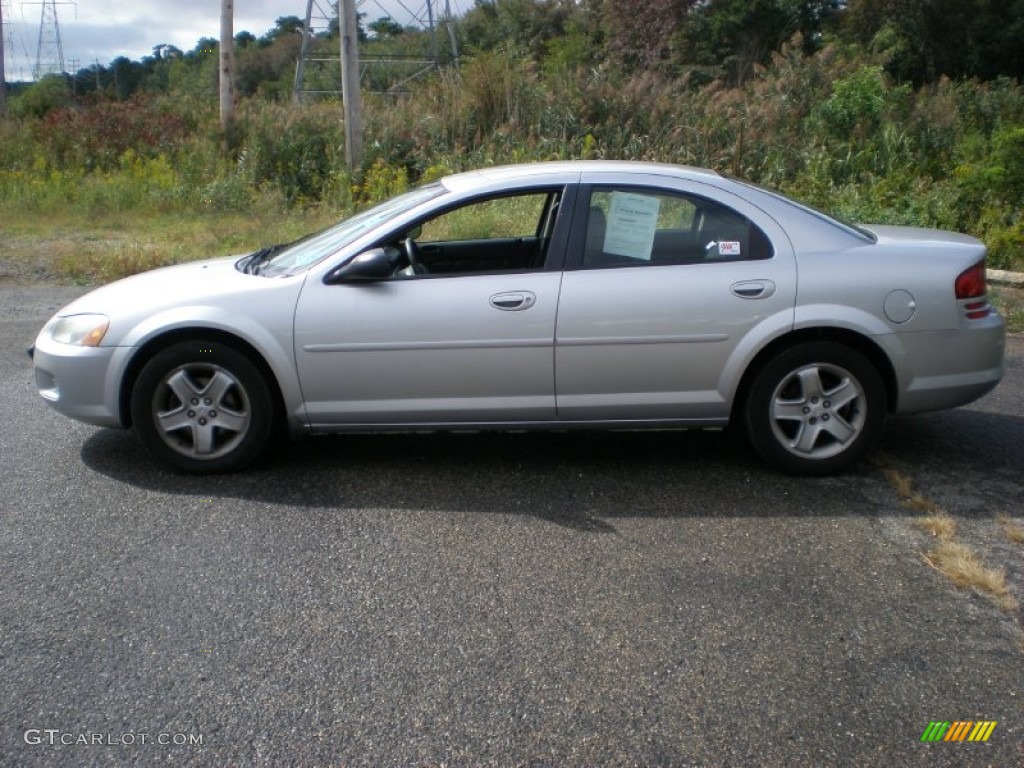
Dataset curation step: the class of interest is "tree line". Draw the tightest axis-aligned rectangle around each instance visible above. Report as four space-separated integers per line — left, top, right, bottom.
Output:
4 0 1023 114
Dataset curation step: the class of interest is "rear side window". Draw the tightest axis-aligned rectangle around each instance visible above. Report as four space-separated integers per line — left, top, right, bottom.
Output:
582 188 773 268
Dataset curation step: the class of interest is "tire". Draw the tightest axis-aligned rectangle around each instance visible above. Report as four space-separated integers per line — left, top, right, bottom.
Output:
130 339 274 473
744 342 886 475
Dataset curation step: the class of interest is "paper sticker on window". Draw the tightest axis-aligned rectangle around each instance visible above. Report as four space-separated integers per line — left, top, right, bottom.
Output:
718 241 741 257
603 192 661 260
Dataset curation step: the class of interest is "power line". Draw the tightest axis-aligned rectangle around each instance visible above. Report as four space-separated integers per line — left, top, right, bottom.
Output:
1 0 7 113
1 1 33 84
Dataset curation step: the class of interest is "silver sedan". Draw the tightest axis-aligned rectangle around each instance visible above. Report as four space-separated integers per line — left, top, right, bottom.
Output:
30 161 1006 474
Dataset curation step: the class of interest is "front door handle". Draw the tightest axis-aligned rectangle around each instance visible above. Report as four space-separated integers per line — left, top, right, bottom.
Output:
490 291 537 311
731 280 776 299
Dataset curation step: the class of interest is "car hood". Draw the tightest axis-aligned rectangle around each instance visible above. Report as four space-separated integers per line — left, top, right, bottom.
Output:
56 256 269 317
47 255 309 350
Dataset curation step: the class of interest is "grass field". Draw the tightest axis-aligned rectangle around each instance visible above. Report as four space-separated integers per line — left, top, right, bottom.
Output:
0 208 338 284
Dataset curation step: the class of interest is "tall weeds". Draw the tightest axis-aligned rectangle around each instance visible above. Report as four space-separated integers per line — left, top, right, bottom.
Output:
2 40 1022 269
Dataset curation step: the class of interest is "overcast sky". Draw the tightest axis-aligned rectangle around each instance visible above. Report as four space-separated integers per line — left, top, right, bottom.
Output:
2 0 465 79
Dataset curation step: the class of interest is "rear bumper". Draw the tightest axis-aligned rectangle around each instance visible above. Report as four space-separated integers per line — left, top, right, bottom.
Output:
890 318 1006 414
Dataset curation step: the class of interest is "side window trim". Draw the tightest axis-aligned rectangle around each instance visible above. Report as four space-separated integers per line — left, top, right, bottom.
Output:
541 182 577 272
564 183 596 271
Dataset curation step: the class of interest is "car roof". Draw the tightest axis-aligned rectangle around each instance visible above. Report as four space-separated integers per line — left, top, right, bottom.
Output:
439 160 722 193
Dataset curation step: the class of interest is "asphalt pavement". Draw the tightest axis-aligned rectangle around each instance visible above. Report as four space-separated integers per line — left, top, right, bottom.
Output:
1 285 1021 767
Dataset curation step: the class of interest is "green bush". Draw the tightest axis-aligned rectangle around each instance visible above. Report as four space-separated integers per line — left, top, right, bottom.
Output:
990 127 1024 206
7 75 71 119
235 103 343 204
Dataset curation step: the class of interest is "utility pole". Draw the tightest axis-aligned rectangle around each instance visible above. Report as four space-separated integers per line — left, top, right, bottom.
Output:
67 56 78 94
219 0 235 141
339 0 362 169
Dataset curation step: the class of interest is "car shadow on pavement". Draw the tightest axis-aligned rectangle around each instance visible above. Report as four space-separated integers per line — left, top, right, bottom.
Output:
875 408 1024 475
78 408 1024 529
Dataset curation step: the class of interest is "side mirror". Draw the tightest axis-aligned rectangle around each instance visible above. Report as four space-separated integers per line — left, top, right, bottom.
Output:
325 247 395 284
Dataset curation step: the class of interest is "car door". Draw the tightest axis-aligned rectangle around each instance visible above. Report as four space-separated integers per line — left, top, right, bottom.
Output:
555 175 797 422
293 188 571 427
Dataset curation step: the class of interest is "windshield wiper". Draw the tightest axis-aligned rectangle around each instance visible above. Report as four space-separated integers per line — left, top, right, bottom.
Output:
238 244 285 275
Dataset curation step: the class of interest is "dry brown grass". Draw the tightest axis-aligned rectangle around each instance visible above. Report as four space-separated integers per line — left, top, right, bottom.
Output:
880 463 1020 615
913 513 957 540
997 513 1024 545
883 467 943 514
922 541 1019 613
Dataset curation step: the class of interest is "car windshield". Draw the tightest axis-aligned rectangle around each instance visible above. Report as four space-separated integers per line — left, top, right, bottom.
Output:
255 183 445 277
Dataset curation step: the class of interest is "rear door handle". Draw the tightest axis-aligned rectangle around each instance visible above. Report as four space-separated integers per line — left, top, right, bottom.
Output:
490 291 537 311
731 280 776 299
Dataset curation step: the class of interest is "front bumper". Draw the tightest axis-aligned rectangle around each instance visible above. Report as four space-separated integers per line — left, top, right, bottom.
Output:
31 332 125 428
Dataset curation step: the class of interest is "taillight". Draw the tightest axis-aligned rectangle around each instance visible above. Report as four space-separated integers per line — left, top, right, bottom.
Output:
955 262 986 299
955 261 991 319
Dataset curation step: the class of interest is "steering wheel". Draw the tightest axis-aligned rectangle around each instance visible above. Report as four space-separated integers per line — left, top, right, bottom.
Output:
403 237 427 275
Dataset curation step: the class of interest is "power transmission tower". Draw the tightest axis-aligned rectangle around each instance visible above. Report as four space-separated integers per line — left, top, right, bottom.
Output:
292 0 459 102
292 0 334 102
29 0 74 79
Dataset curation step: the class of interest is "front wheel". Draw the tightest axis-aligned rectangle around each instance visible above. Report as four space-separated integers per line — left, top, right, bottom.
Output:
130 340 274 473
744 342 886 475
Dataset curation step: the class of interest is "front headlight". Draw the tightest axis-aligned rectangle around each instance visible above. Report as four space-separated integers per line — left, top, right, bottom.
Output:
49 314 110 347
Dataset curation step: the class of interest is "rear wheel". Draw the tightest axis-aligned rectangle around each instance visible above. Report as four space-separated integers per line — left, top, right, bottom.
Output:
745 342 886 475
130 340 274 473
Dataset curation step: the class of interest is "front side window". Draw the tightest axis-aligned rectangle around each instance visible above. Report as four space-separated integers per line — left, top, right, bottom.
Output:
582 188 773 268
388 189 562 277
419 194 549 243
